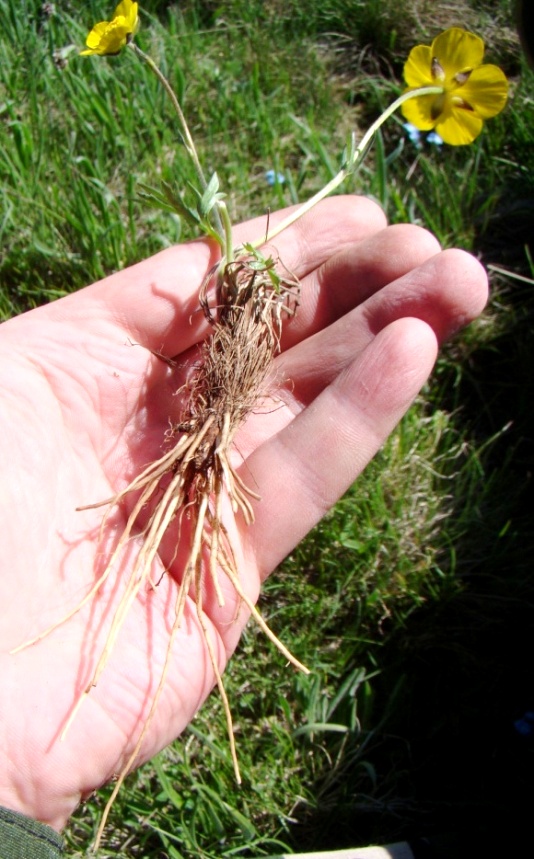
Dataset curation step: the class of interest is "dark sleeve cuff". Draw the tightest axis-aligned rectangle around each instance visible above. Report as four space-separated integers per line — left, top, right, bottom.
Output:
0 806 64 859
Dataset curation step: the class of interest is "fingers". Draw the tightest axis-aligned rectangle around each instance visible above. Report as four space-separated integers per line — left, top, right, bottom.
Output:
275 245 489 405
360 247 489 343
46 197 387 357
243 317 439 578
280 222 442 350
130 233 487 462
241 248 488 577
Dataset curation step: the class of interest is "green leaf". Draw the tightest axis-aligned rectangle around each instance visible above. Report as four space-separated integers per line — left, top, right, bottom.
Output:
198 172 226 218
161 181 201 224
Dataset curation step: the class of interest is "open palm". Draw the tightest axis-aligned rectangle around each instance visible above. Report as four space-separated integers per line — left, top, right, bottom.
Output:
0 198 487 831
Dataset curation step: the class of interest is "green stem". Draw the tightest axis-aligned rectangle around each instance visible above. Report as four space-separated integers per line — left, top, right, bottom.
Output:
129 42 231 251
218 203 234 264
249 85 444 248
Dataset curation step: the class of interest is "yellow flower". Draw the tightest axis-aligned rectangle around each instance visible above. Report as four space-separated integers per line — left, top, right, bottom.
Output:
80 0 139 57
401 27 508 145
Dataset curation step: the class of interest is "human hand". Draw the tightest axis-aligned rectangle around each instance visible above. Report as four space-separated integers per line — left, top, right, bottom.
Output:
0 197 487 831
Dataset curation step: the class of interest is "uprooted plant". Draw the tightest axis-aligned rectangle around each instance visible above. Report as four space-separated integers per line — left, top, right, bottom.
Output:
11 1 508 848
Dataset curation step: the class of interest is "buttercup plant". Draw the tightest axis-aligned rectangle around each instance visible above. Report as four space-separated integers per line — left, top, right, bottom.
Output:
12 1 508 847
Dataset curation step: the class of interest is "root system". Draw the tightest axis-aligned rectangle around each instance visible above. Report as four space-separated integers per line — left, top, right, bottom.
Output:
16 247 309 847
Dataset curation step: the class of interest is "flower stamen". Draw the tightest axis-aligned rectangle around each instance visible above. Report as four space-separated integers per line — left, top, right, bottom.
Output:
431 57 446 81
451 96 475 112
454 70 472 85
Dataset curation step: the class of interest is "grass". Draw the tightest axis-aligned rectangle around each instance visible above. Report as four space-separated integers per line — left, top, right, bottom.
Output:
1 0 533 856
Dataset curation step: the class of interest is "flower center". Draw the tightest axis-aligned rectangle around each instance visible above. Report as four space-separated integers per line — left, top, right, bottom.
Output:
431 91 446 120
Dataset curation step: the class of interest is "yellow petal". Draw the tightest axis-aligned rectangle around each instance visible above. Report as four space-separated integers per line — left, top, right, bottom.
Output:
82 17 130 56
83 21 110 51
113 0 133 17
403 44 433 87
400 92 439 131
459 64 508 118
435 107 483 145
114 0 139 33
431 28 485 81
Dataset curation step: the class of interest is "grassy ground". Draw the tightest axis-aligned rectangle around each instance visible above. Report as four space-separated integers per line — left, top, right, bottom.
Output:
1 0 533 856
